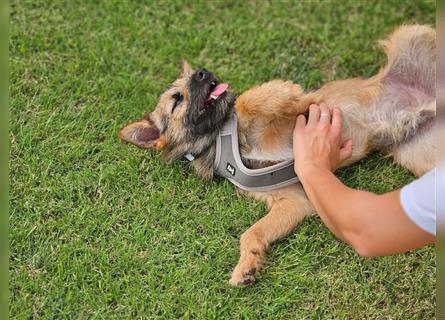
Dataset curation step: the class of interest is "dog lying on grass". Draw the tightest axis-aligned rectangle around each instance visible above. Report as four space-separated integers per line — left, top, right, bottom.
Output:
119 25 436 286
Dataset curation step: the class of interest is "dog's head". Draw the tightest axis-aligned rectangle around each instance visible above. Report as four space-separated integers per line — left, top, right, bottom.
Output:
118 61 235 176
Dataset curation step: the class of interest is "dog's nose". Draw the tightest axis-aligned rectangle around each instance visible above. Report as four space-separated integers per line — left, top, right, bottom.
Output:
196 68 209 81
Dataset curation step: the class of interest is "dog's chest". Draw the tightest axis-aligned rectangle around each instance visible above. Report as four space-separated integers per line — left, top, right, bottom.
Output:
233 102 296 170
238 132 294 169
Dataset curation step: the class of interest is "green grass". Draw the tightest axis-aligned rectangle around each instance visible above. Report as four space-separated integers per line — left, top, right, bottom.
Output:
10 0 436 318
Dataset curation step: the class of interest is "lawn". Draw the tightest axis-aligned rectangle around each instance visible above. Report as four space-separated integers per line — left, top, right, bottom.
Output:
10 1 436 319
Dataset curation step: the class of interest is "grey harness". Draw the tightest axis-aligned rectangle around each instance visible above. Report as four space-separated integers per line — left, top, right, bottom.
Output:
186 113 299 192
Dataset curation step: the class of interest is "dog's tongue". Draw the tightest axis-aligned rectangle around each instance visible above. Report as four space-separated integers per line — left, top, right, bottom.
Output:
211 83 228 97
207 83 229 101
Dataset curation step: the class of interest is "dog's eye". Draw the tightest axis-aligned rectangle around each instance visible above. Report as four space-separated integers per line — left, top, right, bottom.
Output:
171 92 183 113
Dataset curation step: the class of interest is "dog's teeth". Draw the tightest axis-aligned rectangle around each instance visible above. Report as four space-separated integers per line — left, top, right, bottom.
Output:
211 95 217 100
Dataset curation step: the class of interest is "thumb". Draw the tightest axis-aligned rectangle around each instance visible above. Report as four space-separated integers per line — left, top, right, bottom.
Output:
339 139 353 162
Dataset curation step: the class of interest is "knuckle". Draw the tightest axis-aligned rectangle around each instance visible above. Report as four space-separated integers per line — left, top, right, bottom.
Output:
319 123 330 133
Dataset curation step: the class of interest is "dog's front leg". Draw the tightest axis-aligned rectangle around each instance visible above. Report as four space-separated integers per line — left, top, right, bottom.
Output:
229 186 312 287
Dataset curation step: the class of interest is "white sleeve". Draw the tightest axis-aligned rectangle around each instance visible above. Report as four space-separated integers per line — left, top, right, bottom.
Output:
400 168 437 235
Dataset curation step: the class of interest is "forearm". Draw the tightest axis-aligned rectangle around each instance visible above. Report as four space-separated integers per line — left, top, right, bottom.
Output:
299 165 374 242
299 165 434 256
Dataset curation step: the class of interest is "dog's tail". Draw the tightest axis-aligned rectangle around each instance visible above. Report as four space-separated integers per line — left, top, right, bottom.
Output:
377 24 436 96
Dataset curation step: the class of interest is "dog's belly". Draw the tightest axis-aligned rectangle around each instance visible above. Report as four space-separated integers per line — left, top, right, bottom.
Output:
238 115 295 169
378 77 434 115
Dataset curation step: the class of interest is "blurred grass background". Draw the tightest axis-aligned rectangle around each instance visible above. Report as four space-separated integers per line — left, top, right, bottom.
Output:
10 0 435 318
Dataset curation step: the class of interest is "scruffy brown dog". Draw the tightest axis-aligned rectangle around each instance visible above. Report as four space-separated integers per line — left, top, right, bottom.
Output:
119 25 436 286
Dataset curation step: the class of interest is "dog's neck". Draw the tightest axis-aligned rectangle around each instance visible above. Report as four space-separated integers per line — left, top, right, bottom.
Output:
187 111 236 180
188 144 217 180
187 110 280 180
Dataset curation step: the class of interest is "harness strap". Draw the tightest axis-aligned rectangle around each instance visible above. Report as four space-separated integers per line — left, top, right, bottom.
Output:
213 113 299 192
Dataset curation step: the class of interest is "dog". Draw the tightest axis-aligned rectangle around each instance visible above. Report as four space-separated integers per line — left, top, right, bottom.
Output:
118 25 436 286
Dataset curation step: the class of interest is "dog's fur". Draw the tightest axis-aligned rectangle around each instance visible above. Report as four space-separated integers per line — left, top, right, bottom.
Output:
119 25 436 286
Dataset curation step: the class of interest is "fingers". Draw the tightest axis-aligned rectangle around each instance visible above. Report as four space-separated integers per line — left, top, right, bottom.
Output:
339 139 353 162
307 104 321 126
303 103 342 135
319 103 331 124
331 107 343 133
295 114 307 132
294 114 306 144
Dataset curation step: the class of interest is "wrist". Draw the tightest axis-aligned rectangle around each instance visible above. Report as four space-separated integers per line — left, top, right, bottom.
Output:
297 163 332 183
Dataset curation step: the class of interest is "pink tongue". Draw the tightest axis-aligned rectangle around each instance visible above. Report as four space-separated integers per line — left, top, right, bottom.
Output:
210 83 228 98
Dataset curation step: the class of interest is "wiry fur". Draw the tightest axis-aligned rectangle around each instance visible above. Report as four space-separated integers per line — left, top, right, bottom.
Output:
119 25 436 286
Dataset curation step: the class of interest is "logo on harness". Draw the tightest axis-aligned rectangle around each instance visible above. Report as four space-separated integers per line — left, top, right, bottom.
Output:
226 163 236 176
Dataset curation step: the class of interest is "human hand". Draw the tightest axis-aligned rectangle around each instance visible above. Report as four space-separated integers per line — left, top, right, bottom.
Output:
293 103 353 177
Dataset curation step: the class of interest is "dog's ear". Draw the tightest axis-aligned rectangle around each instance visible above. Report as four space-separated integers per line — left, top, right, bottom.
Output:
180 60 192 77
118 119 167 150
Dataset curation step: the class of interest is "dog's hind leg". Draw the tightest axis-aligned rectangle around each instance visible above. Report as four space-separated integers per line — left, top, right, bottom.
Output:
390 127 436 177
377 24 435 96
229 185 312 287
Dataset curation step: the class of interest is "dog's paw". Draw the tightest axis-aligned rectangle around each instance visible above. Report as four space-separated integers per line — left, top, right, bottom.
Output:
229 254 261 287
229 266 257 287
